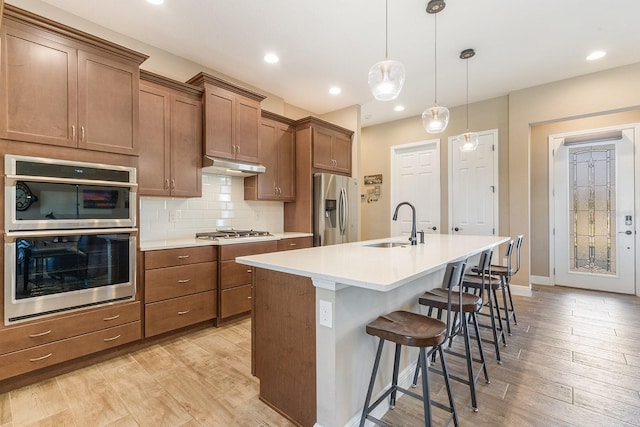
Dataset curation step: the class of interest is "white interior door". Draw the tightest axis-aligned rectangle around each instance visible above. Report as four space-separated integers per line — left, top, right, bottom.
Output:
390 140 440 239
449 129 498 236
551 126 636 294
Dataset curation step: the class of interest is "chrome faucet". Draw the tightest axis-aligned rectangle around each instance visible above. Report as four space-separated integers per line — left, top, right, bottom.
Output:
392 202 417 245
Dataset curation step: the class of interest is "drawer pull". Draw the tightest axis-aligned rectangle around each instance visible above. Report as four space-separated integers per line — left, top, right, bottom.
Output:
178 309 191 315
103 314 121 321
247 296 252 299
29 353 53 362
247 269 252 273
29 330 52 338
177 279 191 284
103 334 122 342
289 243 297 246
177 255 190 259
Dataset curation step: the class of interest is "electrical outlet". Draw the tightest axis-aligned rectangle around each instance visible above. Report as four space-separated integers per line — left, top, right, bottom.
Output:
319 300 332 328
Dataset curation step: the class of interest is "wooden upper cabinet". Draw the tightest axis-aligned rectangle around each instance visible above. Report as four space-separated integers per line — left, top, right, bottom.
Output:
245 111 295 201
139 71 203 197
186 72 265 164
0 5 148 154
299 116 353 176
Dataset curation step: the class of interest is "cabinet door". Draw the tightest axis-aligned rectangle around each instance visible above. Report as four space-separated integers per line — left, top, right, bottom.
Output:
0 24 77 147
170 94 202 197
312 128 335 171
78 50 139 154
277 126 295 200
235 97 260 163
203 85 234 159
138 85 171 196
332 133 352 175
258 120 278 199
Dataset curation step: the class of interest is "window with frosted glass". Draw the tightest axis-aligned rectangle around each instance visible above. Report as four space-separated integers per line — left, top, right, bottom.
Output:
569 144 615 274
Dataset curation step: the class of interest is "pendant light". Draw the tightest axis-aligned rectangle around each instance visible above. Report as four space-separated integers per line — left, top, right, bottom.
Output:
456 48 479 152
368 0 406 101
422 0 449 134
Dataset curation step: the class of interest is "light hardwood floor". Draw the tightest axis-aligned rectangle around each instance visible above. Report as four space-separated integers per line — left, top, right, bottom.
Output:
381 285 640 427
1 285 639 426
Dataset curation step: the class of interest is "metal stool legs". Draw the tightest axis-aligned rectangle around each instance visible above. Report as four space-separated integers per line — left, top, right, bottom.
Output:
360 338 458 427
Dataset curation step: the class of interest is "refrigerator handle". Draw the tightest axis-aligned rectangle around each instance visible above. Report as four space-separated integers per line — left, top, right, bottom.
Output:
339 187 348 236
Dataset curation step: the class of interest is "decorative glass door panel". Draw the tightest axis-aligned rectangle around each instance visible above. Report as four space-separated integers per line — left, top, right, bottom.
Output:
568 144 616 274
552 126 636 294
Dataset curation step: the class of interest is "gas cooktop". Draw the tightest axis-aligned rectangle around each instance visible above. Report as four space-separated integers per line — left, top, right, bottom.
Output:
195 229 273 240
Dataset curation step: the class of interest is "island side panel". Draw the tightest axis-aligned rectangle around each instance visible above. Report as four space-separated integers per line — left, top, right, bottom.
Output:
253 268 316 427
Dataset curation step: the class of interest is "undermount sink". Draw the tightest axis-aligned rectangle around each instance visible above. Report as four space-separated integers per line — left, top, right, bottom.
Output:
364 241 409 248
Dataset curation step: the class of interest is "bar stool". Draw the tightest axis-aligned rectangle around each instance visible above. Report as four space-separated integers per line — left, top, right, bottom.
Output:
412 249 492 412
463 250 507 364
359 261 465 427
488 235 523 333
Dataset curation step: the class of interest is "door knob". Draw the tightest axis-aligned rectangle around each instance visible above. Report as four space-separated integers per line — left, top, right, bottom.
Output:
454 227 462 232
618 230 633 235
431 227 437 231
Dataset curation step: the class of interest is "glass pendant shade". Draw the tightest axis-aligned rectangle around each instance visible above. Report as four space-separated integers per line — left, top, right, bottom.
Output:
422 105 450 134
458 131 479 152
368 59 406 101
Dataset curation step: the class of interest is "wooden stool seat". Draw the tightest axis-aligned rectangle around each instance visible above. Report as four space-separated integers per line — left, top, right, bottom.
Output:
366 310 447 348
419 288 482 313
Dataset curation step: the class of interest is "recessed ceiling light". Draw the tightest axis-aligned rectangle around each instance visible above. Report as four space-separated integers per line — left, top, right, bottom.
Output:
394 105 405 112
146 0 164 5
586 50 606 61
329 86 341 95
264 53 279 64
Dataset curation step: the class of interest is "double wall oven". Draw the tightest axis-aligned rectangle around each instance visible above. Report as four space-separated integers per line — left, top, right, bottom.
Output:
4 155 137 324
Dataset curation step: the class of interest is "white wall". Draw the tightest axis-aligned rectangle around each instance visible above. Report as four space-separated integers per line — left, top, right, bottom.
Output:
140 174 283 242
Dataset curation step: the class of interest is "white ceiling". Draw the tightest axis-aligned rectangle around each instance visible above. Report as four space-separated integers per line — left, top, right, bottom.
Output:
9 0 640 126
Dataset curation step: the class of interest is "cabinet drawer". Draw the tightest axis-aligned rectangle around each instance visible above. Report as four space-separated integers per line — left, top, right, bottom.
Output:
220 261 253 290
220 285 252 319
219 240 277 260
145 262 216 303
145 290 216 337
0 301 141 355
0 321 141 381
278 237 313 251
145 246 216 269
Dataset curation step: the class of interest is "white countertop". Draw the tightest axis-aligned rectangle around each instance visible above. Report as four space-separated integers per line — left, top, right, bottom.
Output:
139 232 312 251
237 234 510 292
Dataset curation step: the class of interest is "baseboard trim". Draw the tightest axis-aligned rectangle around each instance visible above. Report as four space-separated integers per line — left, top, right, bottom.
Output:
531 275 552 286
510 284 533 296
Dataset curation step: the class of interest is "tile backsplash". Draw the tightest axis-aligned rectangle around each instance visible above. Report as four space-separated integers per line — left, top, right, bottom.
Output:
139 174 284 242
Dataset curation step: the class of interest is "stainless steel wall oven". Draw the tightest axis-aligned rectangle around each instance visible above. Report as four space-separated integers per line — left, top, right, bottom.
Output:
4 155 137 324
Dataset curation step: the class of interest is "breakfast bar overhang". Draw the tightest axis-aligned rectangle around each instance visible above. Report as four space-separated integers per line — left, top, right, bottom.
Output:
237 234 510 427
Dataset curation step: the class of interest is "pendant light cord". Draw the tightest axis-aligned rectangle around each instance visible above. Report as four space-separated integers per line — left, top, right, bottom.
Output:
384 0 389 60
433 14 438 105
465 58 469 131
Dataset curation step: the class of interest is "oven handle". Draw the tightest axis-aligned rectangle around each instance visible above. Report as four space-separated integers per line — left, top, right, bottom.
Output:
5 228 138 241
5 174 138 189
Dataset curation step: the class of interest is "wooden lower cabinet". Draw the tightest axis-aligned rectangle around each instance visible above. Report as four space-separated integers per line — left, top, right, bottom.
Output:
143 246 217 336
220 284 252 319
277 236 313 252
0 321 141 381
145 290 217 337
0 301 140 355
218 241 277 324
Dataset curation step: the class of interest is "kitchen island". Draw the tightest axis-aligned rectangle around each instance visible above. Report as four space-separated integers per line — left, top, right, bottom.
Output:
237 234 510 427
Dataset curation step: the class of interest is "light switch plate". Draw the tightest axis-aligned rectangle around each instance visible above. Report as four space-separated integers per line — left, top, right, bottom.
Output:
319 300 332 328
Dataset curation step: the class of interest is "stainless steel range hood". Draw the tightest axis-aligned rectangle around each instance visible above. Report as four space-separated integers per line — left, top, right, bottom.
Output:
201 156 266 177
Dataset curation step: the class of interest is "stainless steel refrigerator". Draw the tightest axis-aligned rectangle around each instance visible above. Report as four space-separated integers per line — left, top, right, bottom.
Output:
313 173 358 246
